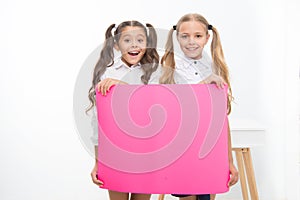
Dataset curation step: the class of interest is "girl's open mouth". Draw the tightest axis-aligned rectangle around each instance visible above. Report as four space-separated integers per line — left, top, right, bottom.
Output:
128 51 140 56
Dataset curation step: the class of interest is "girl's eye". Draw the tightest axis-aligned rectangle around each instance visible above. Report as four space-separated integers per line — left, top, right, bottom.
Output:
124 39 130 43
138 39 144 43
180 35 188 39
196 35 202 38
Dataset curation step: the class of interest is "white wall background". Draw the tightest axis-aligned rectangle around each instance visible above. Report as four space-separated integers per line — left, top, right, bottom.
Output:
0 0 299 200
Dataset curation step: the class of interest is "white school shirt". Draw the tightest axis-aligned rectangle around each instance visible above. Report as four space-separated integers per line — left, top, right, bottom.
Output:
174 51 213 84
90 58 161 145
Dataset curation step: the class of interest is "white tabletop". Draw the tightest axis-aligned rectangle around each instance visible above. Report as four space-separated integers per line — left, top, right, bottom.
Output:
229 118 266 148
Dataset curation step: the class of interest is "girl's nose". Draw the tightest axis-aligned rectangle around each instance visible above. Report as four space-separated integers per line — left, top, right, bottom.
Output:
188 37 196 44
131 39 138 47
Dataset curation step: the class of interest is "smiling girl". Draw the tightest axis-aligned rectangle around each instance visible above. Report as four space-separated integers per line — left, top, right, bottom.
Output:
160 13 239 200
87 20 159 200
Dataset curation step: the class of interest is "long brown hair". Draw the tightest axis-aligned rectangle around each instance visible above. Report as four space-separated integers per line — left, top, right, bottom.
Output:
86 21 159 113
160 13 233 114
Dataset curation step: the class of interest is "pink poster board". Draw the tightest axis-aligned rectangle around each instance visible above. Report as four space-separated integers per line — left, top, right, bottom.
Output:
96 84 229 194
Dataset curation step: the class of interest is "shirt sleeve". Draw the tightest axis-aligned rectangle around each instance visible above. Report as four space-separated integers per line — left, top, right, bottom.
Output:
90 107 98 146
90 69 107 146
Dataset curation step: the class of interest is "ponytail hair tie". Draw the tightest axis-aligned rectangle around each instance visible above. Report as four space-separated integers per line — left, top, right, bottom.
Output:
173 25 177 30
208 24 213 30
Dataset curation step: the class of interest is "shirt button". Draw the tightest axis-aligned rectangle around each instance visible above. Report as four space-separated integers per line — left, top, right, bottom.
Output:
194 61 197 64
195 72 198 75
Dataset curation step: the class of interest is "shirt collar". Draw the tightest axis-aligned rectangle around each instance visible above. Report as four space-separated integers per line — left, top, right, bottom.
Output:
181 53 210 69
183 54 202 63
179 55 195 69
114 58 142 70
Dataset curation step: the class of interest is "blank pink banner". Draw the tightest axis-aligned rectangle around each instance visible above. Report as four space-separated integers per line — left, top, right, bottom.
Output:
96 84 229 194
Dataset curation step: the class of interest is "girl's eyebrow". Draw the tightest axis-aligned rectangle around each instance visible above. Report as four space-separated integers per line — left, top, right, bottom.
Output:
136 34 146 38
121 33 146 38
121 34 132 37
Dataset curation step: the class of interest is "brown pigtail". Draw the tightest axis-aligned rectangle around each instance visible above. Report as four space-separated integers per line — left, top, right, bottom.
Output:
86 24 116 113
140 23 159 84
159 28 176 84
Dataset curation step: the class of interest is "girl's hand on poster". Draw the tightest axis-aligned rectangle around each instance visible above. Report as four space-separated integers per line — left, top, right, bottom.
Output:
97 78 127 96
199 74 225 89
91 162 104 187
228 162 239 187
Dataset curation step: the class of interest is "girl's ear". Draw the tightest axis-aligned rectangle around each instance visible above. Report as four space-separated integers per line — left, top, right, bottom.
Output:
205 33 210 45
114 43 120 51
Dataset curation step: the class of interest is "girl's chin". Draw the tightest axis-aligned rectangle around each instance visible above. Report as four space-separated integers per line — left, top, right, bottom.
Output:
123 56 141 65
185 53 201 60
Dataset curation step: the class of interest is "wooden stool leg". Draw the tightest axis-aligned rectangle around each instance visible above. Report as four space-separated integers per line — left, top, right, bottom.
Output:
243 148 259 200
158 194 165 200
234 148 249 200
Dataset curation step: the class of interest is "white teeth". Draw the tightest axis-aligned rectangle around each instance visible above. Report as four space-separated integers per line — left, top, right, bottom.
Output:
128 51 140 56
186 47 197 51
